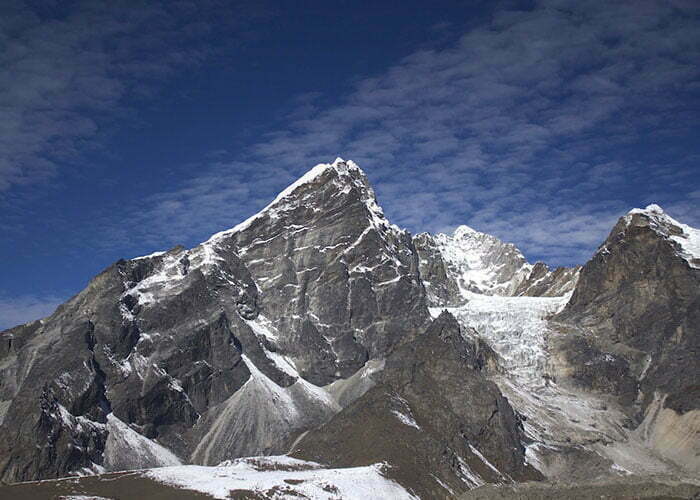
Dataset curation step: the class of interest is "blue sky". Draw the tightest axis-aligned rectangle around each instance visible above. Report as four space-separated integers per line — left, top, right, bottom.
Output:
2 0 699 329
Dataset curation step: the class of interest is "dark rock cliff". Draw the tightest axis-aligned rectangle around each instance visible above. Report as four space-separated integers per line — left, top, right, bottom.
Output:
551 205 700 472
292 311 540 499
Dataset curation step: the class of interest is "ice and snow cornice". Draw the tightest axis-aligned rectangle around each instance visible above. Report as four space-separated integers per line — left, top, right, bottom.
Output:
627 203 665 217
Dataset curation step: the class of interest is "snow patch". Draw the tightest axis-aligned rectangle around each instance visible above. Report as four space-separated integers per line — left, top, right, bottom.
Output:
103 414 181 470
145 456 417 500
391 393 420 429
455 455 485 488
59 496 112 500
392 410 420 429
431 474 456 496
132 250 166 261
469 444 504 478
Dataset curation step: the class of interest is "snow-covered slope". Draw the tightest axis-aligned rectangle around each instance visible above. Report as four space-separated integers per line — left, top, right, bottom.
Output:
414 225 579 305
146 456 417 500
433 225 534 296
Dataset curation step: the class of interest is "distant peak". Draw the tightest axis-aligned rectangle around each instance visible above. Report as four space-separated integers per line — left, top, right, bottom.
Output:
453 225 479 238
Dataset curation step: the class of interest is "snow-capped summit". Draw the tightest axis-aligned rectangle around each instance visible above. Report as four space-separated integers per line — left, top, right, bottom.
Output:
206 157 382 244
414 224 580 304
434 224 532 296
624 203 700 269
453 224 479 237
629 203 665 216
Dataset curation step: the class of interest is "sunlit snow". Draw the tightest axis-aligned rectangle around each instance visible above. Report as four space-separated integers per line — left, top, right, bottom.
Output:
146 456 417 500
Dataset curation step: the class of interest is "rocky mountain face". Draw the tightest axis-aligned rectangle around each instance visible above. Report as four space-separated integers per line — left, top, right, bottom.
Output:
293 312 538 499
0 160 435 482
1 162 698 498
413 227 579 306
551 204 700 473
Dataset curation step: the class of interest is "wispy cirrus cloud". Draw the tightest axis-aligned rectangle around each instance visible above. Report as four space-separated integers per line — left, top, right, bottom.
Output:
0 0 268 192
115 0 699 266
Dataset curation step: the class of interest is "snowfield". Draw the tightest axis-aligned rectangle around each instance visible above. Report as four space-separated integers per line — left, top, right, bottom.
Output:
145 456 417 499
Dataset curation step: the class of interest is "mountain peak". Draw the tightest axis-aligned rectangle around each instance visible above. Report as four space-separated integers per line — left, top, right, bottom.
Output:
296 157 366 188
268 157 368 204
621 203 699 269
207 158 376 244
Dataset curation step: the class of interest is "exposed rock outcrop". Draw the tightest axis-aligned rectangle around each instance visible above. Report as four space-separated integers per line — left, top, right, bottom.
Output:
292 312 540 498
551 204 700 473
0 159 431 482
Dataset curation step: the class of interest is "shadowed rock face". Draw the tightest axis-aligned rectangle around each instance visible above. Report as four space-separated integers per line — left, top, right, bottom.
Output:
412 233 463 307
515 263 581 298
554 207 700 413
292 312 540 499
0 245 256 481
551 205 700 472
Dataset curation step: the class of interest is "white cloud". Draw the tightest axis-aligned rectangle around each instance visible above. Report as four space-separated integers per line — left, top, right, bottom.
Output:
0 0 267 192
110 0 700 266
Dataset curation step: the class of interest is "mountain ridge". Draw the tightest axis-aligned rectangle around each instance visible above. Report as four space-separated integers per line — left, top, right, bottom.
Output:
1 159 698 499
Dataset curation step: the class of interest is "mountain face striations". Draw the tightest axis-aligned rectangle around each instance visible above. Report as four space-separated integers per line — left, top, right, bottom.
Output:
1 161 698 499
